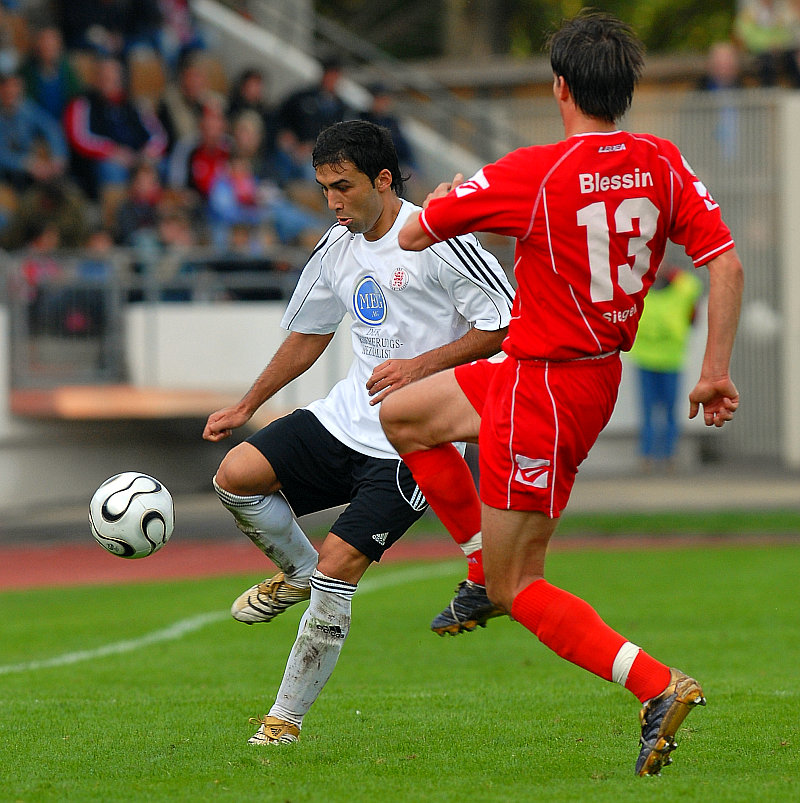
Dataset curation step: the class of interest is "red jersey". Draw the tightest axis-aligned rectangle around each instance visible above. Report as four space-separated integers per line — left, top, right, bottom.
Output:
420 131 735 361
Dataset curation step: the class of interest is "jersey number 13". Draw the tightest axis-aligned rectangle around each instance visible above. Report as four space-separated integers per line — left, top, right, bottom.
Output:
577 197 660 303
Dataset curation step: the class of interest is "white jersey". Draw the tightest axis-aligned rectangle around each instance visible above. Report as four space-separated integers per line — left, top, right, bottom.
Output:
281 199 514 459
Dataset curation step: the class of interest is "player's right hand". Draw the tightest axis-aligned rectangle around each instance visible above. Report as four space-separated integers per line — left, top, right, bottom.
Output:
688 375 739 427
202 406 252 442
424 173 465 208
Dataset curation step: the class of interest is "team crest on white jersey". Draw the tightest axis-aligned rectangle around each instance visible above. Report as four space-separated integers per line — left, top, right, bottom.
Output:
389 267 409 291
354 276 387 326
514 455 550 489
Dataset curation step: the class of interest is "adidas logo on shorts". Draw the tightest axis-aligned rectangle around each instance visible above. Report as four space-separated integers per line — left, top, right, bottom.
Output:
372 531 389 545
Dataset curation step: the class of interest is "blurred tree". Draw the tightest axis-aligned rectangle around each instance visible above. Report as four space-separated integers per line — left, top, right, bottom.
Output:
315 0 737 59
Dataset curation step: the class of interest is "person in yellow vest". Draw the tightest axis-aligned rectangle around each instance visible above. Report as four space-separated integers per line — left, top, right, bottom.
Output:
628 263 704 471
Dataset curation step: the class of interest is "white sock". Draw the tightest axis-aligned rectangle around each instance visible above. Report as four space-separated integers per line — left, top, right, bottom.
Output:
611 641 641 687
460 531 482 557
213 476 318 586
268 570 356 728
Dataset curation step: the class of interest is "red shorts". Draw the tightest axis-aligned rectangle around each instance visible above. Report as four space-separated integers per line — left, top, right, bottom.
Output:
454 353 622 517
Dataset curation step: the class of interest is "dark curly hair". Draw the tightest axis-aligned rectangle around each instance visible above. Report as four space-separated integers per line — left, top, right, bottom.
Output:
548 10 645 124
312 120 406 195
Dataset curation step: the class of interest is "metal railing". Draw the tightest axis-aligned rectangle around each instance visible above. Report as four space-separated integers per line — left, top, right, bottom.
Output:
1 247 304 389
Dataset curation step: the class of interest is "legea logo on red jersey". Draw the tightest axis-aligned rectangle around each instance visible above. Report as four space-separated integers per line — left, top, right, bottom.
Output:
454 168 490 197
514 455 550 489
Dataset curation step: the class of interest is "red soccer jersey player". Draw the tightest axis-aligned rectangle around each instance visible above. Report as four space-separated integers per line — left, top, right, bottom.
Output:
381 11 743 778
419 132 734 361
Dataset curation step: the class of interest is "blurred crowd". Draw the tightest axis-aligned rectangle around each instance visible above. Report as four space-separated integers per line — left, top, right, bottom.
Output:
0 0 417 272
3 0 799 273
699 1 800 91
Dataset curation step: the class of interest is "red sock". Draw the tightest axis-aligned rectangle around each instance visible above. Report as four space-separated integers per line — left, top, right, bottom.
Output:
626 650 672 703
401 445 484 585
511 579 670 701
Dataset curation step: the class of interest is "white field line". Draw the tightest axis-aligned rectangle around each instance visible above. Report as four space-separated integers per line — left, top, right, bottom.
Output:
0 561 460 676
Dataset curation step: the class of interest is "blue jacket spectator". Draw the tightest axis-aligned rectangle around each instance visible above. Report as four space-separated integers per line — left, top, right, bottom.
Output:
20 25 83 121
0 70 68 191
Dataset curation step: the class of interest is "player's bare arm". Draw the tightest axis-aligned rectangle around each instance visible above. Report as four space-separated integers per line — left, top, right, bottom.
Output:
366 325 507 405
689 247 744 427
203 331 335 441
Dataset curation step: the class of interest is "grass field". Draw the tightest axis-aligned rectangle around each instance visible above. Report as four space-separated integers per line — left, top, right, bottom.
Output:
2 540 798 802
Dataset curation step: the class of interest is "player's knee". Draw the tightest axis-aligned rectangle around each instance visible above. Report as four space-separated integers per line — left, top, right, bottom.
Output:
378 395 402 441
215 443 277 496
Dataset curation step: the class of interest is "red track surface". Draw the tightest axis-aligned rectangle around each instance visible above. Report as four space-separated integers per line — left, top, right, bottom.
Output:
3 534 793 591
0 539 460 591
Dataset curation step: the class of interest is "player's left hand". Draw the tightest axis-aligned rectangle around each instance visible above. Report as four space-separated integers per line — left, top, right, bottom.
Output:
366 358 424 405
688 375 740 427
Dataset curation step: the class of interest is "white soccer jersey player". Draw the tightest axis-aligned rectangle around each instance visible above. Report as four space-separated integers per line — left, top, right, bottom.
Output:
282 199 514 458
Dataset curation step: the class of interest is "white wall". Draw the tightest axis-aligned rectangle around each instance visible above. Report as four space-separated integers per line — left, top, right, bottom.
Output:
124 303 353 411
780 95 800 469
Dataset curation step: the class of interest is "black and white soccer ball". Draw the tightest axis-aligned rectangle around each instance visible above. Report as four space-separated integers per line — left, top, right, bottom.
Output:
89 472 175 559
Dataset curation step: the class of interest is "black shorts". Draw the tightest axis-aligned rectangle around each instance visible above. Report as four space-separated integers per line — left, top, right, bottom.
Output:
247 409 428 563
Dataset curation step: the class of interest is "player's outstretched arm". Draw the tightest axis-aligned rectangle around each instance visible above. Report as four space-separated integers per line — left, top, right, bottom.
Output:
689 248 743 427
202 331 335 441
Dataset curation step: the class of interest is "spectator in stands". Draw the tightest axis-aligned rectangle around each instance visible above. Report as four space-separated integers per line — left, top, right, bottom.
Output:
63 55 167 212
231 108 283 185
153 206 200 300
231 111 326 246
51 225 115 339
167 96 230 202
735 0 800 86
697 41 745 161
207 146 326 252
360 82 416 173
0 175 88 250
278 56 356 147
627 263 704 473
0 1 24 76
113 160 162 246
156 0 205 75
0 68 68 192
157 50 220 154
697 40 745 91
206 153 271 252
227 67 279 160
359 81 422 201
20 23 83 121
17 218 62 336
56 0 162 58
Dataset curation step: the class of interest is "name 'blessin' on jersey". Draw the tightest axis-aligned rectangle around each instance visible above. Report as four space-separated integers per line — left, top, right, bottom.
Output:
579 169 653 194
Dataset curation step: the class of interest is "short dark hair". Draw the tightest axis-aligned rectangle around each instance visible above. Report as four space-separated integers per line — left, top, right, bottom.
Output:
548 10 644 124
312 120 405 194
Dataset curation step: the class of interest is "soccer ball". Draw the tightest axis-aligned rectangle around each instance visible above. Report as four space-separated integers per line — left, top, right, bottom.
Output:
89 472 175 559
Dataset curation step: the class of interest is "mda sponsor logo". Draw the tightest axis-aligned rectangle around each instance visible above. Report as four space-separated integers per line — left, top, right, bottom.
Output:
354 276 386 326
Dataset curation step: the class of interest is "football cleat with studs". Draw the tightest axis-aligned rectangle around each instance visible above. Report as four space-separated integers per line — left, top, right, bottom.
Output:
231 572 311 624
248 715 300 745
431 579 506 636
636 668 707 776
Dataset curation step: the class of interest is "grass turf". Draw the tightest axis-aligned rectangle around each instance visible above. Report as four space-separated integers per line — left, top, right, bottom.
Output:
1 544 798 802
